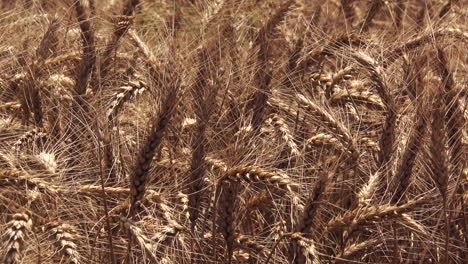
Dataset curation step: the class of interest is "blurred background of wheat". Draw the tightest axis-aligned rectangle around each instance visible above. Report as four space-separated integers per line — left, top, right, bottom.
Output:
0 0 466 263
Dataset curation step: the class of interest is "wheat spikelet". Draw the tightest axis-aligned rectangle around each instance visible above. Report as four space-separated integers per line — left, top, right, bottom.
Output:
326 196 427 234
286 232 321 264
337 238 381 262
296 94 359 159
385 28 468 67
331 88 384 110
393 0 406 31
2 213 33 264
391 97 427 204
323 66 355 98
120 217 159 263
177 192 189 222
100 0 140 82
0 168 57 195
44 52 81 67
352 52 397 167
205 156 228 172
359 137 380 152
435 48 466 181
42 74 76 90
295 172 329 234
151 223 187 255
264 113 300 156
427 98 449 198
305 133 344 153
234 234 270 257
46 223 80 264
250 0 296 128
188 44 219 232
129 86 178 217
11 129 48 152
0 102 21 114
72 0 96 96
36 15 59 61
223 165 299 193
107 79 146 120
339 0 356 27
216 181 239 264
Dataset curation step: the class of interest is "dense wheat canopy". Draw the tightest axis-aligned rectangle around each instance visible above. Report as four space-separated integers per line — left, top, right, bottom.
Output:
0 0 467 263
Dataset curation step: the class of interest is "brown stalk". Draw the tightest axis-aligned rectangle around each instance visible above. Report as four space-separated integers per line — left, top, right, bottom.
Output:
296 172 330 233
340 0 355 27
358 0 383 33
188 45 218 232
73 0 96 96
250 0 296 128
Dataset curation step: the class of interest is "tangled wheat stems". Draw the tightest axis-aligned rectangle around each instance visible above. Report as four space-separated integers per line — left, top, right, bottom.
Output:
0 0 467 263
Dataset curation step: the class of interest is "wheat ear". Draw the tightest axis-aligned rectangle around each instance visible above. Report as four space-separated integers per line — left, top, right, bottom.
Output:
2 213 33 264
72 0 96 96
296 94 359 160
120 217 159 263
391 96 427 204
129 86 178 217
352 52 397 167
250 0 296 128
223 165 299 193
100 0 140 82
46 223 80 264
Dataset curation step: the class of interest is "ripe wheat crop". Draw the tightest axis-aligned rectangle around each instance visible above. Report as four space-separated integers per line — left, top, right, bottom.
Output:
0 0 466 263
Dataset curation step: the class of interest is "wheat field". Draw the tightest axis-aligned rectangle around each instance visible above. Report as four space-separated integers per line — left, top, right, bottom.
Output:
0 0 466 263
